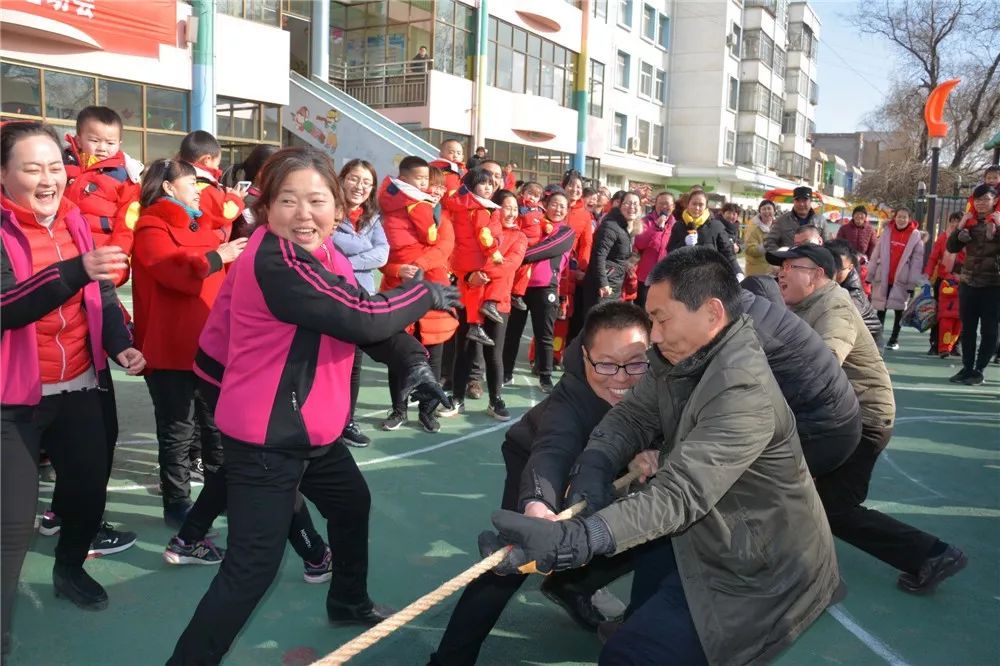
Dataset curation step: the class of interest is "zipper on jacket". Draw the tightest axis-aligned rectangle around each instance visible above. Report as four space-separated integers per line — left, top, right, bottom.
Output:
46 227 69 381
291 390 309 442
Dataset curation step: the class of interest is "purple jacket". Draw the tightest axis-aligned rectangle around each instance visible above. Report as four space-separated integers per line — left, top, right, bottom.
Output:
635 212 674 283
835 222 877 260
208 227 433 451
1 205 129 407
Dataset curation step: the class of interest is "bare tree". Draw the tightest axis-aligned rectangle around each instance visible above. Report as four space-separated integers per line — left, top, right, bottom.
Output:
853 0 1000 167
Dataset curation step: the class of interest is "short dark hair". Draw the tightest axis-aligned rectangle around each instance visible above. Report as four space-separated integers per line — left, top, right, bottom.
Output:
824 239 858 270
521 181 543 196
339 158 379 230
721 202 741 214
140 159 196 208
478 159 502 171
542 185 568 205
179 130 221 163
983 164 1000 176
894 206 911 216
222 143 279 187
398 155 429 176
1 121 61 168
582 301 651 350
852 205 867 216
758 199 775 212
492 188 517 208
793 224 824 240
582 186 598 198
648 246 741 322
75 106 123 134
251 147 345 227
461 167 494 191
972 183 998 199
948 211 964 222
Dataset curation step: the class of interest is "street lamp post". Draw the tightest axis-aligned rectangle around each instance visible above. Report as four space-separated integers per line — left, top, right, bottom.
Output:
915 181 927 227
922 78 961 257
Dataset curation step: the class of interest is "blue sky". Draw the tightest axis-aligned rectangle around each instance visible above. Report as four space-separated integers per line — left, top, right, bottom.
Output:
810 1 896 133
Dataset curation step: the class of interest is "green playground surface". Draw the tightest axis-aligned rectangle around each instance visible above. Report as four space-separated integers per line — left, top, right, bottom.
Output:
7 322 999 666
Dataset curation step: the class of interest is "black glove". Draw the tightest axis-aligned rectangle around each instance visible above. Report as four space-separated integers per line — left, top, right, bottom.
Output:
565 449 618 517
400 362 454 415
422 281 461 311
477 510 611 576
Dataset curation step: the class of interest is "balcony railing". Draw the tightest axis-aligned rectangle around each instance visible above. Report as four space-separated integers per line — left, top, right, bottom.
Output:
328 59 430 109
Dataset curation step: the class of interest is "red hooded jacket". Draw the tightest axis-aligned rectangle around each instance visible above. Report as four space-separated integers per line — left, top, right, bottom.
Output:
186 162 245 241
444 186 502 274
428 159 465 192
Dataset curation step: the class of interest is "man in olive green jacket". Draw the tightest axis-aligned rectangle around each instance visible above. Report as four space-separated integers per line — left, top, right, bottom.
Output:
769 243 967 596
480 247 841 665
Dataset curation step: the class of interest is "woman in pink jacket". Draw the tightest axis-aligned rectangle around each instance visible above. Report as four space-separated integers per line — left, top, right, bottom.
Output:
634 192 675 307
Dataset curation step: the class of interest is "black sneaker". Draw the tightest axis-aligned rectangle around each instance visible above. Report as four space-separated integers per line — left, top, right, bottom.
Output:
487 399 511 421
886 340 900 351
466 324 495 346
539 376 554 394
303 545 332 583
327 598 396 626
190 457 205 483
39 511 61 536
963 369 985 386
163 536 224 565
479 301 504 324
88 523 137 557
466 380 484 400
926 345 939 356
949 368 973 384
381 409 406 431
897 545 968 594
418 410 441 433
511 296 527 311
341 421 371 447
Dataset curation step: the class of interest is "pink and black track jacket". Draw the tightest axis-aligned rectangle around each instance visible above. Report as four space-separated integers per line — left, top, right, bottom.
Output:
204 227 433 452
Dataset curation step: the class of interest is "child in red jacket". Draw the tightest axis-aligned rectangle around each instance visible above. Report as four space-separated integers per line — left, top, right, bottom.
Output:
428 139 466 192
444 168 503 346
63 106 142 286
178 131 246 241
510 181 546 311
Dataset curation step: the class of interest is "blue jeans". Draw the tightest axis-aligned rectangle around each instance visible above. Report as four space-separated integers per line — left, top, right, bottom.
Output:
600 538 707 666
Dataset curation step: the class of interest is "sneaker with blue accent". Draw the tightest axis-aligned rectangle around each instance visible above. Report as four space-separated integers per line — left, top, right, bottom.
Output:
163 536 224 565
304 546 333 584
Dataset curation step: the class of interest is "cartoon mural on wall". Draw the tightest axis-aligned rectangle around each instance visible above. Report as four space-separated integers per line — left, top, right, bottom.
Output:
290 105 339 156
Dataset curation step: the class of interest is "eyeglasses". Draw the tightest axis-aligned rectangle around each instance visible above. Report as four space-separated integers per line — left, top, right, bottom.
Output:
583 350 650 376
782 263 820 273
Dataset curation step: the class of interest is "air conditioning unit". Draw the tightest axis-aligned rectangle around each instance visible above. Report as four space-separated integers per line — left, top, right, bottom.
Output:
627 137 640 153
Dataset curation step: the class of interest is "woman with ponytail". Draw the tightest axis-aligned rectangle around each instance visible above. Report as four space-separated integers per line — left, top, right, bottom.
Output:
666 188 742 278
222 144 278 238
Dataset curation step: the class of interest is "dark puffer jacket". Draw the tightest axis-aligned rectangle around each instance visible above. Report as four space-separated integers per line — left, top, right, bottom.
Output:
507 338 613 512
667 217 742 276
947 219 1000 287
583 210 634 311
839 268 882 346
740 277 860 475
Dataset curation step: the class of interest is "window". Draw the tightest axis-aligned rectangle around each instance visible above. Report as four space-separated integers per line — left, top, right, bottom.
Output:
614 112 628 150
616 51 631 89
729 23 741 58
216 97 261 140
737 133 769 167
639 62 654 98
739 82 770 116
767 142 780 170
781 111 796 135
618 0 633 27
637 119 651 154
788 23 817 58
773 46 786 76
487 17 576 107
641 5 656 40
780 151 809 179
433 0 475 78
658 14 670 49
480 137 600 185
724 129 736 163
652 123 663 160
770 92 783 124
589 60 605 117
727 77 739 111
742 30 774 66
654 69 667 103
592 0 608 20
785 68 808 96
809 79 819 105
0 59 210 163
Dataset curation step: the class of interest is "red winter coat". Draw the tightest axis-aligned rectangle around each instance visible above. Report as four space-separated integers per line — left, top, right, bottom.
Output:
63 134 141 285
924 231 965 282
445 187 502 273
835 221 877 261
379 179 452 289
187 162 245 241
428 159 465 192
566 198 595 273
131 198 227 371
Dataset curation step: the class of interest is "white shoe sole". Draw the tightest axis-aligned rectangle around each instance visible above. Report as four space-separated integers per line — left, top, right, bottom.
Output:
487 408 511 422
163 550 222 565
88 540 136 557
303 572 333 584
39 525 61 537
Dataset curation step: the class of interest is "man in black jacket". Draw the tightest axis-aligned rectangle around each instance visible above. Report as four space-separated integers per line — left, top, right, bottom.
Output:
430 301 652 666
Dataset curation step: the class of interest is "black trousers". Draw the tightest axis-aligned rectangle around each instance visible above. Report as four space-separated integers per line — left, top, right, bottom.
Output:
34 389 108 567
600 538 706 666
566 284 586 346
387 340 444 412
145 370 221 508
503 286 558 380
430 440 634 666
636 283 649 310
169 439 371 664
2 408 40 652
453 315 507 402
958 284 1000 372
348 347 363 420
876 308 904 344
814 424 938 574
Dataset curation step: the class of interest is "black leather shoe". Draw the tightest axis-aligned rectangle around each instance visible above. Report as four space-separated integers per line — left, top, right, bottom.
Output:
897 545 967 595
53 564 108 610
327 599 396 626
540 579 617 632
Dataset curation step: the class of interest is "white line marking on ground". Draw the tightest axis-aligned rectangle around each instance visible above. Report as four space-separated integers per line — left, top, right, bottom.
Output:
17 582 42 611
894 414 1000 423
828 605 911 666
358 420 518 467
